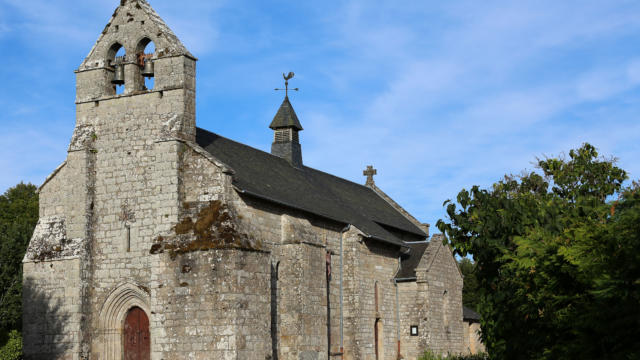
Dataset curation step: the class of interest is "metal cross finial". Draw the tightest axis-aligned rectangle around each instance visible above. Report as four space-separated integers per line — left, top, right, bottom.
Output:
363 165 377 186
275 72 299 98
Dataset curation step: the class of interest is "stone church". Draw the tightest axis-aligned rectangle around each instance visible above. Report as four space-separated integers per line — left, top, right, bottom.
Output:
22 1 467 359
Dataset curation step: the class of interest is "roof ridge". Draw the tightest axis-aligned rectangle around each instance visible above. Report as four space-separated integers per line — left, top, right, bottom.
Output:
303 166 379 192
197 127 377 191
196 127 298 165
368 184 429 236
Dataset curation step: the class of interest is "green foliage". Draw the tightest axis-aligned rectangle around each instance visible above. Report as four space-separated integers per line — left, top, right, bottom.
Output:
458 258 480 310
0 330 22 360
437 144 640 359
418 350 488 360
0 183 38 337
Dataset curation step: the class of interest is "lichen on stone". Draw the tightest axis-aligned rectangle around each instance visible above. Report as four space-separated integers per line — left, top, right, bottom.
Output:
24 216 85 262
68 125 96 151
150 200 262 259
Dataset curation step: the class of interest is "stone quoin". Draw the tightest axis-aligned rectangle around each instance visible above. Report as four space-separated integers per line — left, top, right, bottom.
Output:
22 0 476 359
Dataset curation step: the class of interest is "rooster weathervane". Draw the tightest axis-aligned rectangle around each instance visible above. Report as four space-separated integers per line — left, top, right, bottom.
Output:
275 72 299 98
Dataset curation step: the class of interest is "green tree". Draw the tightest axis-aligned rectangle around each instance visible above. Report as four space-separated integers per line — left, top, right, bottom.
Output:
458 257 480 310
0 183 38 342
0 330 22 360
437 144 639 359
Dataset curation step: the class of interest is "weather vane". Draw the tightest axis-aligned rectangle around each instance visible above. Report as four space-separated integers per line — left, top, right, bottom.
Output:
275 72 299 98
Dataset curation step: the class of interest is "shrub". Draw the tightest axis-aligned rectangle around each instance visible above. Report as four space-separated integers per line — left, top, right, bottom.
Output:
418 350 488 360
0 330 22 360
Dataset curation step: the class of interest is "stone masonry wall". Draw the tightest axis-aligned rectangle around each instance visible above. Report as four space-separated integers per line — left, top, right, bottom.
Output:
398 281 421 360
275 242 328 360
149 249 271 359
23 139 95 359
342 233 401 360
463 322 484 355
226 185 440 360
416 240 464 355
22 260 84 360
226 194 345 360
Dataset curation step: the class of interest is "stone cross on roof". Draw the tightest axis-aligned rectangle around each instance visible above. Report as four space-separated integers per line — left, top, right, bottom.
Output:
363 165 377 186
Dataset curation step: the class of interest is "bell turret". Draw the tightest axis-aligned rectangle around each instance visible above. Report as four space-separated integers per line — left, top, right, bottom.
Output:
270 73 303 167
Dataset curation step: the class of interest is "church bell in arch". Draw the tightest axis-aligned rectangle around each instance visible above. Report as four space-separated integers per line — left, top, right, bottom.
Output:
112 64 125 85
141 58 154 78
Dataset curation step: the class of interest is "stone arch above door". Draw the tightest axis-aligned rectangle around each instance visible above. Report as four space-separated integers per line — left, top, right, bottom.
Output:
98 282 151 360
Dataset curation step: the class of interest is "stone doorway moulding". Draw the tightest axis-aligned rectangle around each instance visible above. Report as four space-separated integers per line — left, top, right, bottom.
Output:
99 282 151 360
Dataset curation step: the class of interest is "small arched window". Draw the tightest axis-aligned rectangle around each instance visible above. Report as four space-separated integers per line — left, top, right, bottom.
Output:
136 38 156 90
107 42 126 95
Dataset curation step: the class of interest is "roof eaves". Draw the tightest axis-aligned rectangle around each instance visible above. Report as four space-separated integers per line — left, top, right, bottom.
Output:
234 184 407 249
368 183 429 237
233 185 347 226
366 234 410 250
373 220 427 239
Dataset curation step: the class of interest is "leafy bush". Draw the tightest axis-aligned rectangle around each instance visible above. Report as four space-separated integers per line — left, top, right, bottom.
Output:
418 350 488 360
438 144 640 359
0 183 39 335
0 330 22 360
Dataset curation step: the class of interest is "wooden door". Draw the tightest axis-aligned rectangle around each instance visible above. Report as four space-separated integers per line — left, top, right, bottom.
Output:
124 307 150 360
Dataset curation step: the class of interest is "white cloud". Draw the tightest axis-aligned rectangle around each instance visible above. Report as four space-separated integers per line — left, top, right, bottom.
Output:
0 125 69 191
0 0 111 40
576 62 640 102
295 0 640 225
0 0 224 54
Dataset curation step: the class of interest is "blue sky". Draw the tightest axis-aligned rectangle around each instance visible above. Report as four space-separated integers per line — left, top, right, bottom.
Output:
1 0 639 228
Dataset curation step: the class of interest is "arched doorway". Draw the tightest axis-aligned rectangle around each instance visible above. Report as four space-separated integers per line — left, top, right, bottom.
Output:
123 307 150 360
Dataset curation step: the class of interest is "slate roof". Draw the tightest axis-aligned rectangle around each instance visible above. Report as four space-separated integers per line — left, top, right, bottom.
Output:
463 306 481 322
396 241 429 279
196 127 427 247
269 97 303 130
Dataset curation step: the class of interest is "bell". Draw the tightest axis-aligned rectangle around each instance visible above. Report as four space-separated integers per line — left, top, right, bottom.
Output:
112 64 125 85
141 59 154 78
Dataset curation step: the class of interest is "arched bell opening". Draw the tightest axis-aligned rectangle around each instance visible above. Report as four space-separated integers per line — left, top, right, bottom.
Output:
135 37 156 91
107 42 126 95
